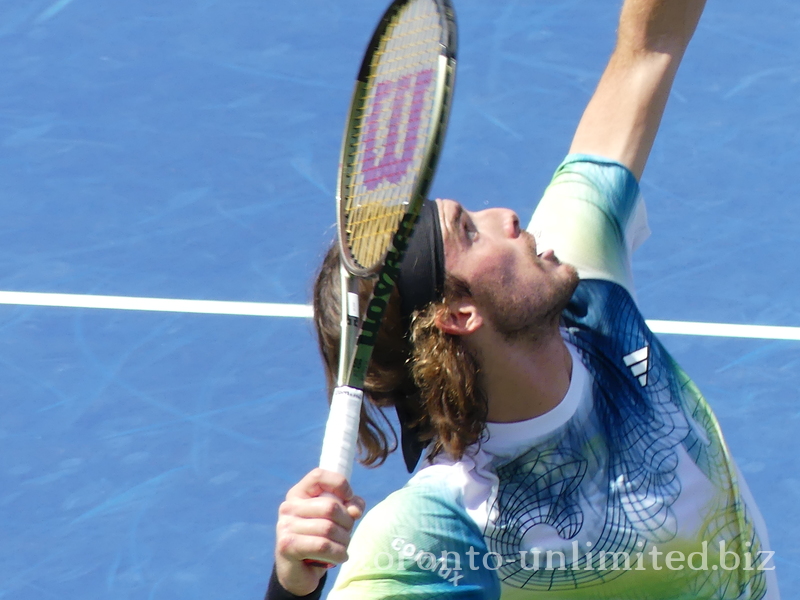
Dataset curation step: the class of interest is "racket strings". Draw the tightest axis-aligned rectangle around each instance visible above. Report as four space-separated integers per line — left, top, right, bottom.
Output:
343 0 444 270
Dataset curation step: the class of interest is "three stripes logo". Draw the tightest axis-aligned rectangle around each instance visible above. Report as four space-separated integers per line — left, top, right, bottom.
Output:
623 346 650 387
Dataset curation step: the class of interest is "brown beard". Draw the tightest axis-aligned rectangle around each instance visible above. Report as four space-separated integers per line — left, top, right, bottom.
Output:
475 237 579 343
486 274 577 342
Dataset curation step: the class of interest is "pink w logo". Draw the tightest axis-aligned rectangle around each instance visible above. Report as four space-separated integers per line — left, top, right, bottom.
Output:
361 69 435 191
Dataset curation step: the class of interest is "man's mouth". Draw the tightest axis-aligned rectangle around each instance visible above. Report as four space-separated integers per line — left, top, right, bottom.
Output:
538 249 559 263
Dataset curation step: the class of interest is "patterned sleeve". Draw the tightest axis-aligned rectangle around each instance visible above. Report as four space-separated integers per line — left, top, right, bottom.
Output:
328 481 500 600
526 154 649 297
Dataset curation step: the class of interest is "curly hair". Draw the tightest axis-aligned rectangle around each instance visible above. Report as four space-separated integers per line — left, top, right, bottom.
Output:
408 278 487 462
312 242 487 467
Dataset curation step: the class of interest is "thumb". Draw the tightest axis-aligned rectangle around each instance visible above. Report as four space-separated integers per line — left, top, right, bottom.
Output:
345 495 366 521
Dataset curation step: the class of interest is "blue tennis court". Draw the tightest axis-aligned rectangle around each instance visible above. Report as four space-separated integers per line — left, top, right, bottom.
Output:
1 0 797 598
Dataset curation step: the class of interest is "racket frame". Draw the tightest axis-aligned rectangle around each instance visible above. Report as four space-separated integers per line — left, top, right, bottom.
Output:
306 0 455 571
335 0 457 392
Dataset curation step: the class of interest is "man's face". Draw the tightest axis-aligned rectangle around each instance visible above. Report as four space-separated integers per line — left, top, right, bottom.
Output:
436 199 578 340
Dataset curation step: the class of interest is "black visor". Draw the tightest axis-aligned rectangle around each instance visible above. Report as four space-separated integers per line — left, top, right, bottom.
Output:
396 199 446 327
394 199 446 472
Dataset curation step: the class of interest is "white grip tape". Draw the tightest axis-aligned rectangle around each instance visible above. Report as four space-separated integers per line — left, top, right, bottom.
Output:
319 386 364 480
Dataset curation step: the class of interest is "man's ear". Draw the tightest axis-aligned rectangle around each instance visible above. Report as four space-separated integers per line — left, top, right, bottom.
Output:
434 298 483 336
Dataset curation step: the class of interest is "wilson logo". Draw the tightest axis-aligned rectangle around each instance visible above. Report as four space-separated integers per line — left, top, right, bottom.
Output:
361 69 435 190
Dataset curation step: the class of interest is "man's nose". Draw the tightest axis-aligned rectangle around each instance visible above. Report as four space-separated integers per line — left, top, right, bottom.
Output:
494 208 520 238
475 208 520 237
506 211 521 238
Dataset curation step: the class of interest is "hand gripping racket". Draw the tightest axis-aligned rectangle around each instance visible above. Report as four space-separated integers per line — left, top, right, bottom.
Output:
315 0 456 508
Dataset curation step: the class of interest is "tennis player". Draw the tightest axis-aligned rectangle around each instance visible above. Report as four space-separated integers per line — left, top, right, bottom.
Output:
268 0 781 597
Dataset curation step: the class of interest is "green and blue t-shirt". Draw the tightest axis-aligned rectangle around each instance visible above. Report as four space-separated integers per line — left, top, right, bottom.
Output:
328 156 779 600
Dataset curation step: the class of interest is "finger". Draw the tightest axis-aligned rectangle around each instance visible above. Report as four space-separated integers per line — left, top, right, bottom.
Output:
277 532 349 566
279 496 356 531
345 495 366 520
287 468 355 503
280 517 352 548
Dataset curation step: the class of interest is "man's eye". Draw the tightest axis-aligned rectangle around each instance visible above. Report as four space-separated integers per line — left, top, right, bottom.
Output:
464 221 477 241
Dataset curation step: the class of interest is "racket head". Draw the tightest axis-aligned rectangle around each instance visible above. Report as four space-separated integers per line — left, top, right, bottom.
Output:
337 0 457 277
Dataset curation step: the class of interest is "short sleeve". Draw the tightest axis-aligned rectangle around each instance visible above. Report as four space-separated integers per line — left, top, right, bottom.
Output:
527 154 649 297
328 481 500 600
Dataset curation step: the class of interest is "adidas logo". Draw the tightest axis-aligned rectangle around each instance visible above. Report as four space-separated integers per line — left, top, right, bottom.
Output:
623 346 649 387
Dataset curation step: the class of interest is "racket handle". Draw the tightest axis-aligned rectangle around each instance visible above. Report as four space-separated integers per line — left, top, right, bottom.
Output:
304 388 363 570
318 386 363 480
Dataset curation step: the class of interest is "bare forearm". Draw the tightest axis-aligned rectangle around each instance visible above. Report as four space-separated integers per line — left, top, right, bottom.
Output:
616 0 707 57
569 0 707 179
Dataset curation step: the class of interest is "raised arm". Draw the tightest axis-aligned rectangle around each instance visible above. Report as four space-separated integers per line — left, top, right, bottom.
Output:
569 0 707 179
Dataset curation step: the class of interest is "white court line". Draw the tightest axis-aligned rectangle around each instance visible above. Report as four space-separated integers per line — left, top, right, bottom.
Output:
0 291 313 318
0 291 798 341
645 320 800 341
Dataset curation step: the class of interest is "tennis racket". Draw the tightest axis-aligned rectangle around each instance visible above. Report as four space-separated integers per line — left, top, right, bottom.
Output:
317 0 457 484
